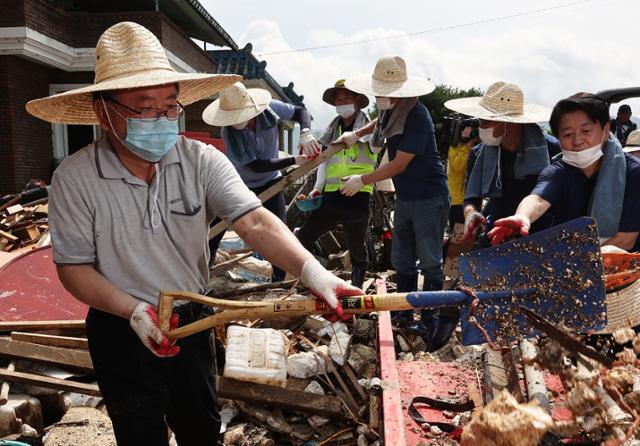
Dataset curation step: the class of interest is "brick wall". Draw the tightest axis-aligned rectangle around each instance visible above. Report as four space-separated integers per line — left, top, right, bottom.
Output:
0 56 53 195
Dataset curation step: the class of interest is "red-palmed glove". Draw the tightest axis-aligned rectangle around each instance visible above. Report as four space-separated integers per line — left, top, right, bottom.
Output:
130 302 180 357
300 258 363 319
487 215 531 246
463 211 486 241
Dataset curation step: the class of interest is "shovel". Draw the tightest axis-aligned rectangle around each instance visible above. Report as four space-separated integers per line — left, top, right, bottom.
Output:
158 217 607 346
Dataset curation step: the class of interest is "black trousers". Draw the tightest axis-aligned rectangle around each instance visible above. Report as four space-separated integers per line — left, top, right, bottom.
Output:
297 203 369 268
209 181 287 282
86 305 220 446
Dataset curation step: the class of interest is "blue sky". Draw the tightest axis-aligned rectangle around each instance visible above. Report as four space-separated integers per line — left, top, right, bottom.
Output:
202 0 640 128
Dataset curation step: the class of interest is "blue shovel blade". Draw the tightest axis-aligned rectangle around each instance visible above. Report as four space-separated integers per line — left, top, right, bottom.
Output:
458 217 607 346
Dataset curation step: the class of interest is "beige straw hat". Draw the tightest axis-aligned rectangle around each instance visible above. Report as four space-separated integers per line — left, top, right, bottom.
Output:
201 82 272 127
26 22 240 125
624 130 640 152
322 79 369 109
595 280 640 334
344 56 435 98
444 81 551 124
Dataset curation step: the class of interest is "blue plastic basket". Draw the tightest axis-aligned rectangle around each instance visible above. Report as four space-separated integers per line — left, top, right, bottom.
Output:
295 196 323 212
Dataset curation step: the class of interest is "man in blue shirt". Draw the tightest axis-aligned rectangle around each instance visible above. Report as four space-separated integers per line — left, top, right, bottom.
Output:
335 56 450 350
445 82 559 248
489 93 640 252
202 83 319 281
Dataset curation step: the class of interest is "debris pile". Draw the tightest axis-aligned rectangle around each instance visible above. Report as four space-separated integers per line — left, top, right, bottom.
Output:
0 198 49 252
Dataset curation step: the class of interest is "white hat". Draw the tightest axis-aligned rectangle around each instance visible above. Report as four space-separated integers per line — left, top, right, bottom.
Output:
444 81 551 124
345 56 435 98
624 130 640 152
202 82 272 127
26 22 240 125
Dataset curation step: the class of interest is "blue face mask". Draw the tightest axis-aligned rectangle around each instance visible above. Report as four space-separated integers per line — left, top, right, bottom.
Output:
103 97 179 162
123 117 179 162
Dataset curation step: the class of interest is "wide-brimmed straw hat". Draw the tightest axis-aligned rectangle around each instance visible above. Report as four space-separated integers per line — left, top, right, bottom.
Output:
201 82 272 127
323 79 369 109
26 22 240 125
595 280 640 334
624 130 640 152
444 81 551 124
345 56 435 98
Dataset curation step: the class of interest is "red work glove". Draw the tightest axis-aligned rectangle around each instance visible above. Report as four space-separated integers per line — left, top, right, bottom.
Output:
463 211 486 241
300 258 363 320
487 215 531 246
129 302 181 357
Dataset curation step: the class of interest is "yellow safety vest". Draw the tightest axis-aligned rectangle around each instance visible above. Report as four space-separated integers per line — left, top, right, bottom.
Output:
324 126 378 194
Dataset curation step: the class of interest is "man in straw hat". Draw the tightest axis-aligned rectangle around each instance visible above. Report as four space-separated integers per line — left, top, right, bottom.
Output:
488 92 640 252
201 82 316 282
296 79 375 288
624 129 640 157
27 22 361 446
444 81 560 247
333 56 451 350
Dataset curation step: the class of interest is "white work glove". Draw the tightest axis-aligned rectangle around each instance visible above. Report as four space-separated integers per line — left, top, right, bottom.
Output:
309 189 322 198
340 175 365 197
600 245 628 254
299 130 321 157
332 131 359 147
294 155 310 165
463 211 487 241
129 302 180 357
300 258 363 319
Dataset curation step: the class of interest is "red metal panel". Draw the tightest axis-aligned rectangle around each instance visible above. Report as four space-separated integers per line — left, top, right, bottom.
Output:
0 246 87 321
376 278 407 445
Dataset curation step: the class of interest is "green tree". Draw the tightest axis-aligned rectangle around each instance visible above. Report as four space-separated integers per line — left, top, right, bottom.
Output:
420 84 483 155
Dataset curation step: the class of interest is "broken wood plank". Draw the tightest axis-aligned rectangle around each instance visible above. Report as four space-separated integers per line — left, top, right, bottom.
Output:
342 363 367 402
216 376 343 418
0 338 93 373
0 360 14 405
6 204 24 216
0 368 100 396
0 320 86 333
10 332 89 350
210 251 254 276
211 279 299 299
0 229 18 242
0 196 21 213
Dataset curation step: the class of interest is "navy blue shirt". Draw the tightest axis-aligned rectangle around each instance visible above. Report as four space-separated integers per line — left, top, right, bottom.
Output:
532 153 640 251
386 103 448 201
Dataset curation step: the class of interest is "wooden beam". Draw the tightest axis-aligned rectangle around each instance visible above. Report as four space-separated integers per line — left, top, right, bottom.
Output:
10 332 89 350
208 143 344 240
0 320 86 333
0 368 100 397
0 338 93 373
0 361 15 405
216 376 343 418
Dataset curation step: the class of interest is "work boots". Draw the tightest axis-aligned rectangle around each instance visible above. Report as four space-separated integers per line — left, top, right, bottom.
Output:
412 278 460 352
391 273 418 325
351 264 367 290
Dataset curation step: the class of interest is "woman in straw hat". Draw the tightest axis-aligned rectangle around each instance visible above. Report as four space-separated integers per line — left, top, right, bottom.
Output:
334 56 451 350
488 92 640 252
202 82 317 282
296 79 374 288
27 22 361 446
444 81 561 247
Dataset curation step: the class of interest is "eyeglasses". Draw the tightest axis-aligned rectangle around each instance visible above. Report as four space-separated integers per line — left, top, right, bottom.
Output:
104 96 184 121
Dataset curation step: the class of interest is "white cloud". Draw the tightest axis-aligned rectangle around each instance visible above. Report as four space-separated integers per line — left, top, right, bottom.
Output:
239 18 640 130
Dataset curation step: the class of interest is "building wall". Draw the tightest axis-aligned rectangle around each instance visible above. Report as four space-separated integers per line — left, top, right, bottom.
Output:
0 56 53 194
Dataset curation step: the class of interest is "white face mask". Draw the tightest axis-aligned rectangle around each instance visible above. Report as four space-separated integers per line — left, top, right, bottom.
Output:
478 125 505 146
335 104 356 118
375 97 394 110
562 140 604 169
231 121 248 130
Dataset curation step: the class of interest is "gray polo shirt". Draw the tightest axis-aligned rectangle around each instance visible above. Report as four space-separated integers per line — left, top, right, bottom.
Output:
49 136 261 306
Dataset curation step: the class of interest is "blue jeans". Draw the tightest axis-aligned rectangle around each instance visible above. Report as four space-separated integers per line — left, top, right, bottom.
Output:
391 195 450 281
